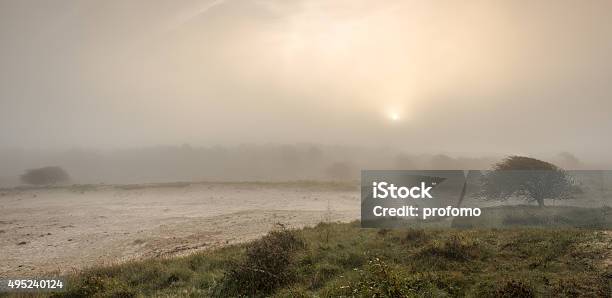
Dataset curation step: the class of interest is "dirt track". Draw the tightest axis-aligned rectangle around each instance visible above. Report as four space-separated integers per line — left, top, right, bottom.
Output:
0 183 359 277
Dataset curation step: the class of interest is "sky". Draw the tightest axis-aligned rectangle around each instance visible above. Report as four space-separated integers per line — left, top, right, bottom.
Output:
1 0 612 160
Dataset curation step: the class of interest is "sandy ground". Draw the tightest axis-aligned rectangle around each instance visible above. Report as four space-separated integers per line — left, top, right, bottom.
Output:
0 183 360 277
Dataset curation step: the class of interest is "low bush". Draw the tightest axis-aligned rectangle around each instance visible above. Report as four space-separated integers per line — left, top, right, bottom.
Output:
215 227 305 296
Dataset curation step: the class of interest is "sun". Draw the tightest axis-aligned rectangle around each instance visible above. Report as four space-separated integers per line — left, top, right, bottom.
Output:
389 112 400 121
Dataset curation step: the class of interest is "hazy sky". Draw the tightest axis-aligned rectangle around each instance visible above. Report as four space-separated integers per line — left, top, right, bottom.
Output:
1 0 611 159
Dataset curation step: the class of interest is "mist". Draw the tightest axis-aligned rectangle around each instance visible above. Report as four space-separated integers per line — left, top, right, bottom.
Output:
0 145 594 187
2 0 612 181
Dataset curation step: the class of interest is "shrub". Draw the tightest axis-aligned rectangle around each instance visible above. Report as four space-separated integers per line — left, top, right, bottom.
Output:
20 166 70 185
494 280 534 298
216 227 305 296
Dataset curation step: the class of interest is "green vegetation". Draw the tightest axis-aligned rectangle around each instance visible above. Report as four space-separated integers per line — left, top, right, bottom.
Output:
14 222 606 297
452 205 612 229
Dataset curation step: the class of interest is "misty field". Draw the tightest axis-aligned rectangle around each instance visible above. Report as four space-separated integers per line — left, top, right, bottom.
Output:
1 182 611 297
0 182 359 278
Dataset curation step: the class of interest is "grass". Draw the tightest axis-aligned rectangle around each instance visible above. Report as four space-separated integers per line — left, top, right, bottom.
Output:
5 222 610 297
452 205 612 229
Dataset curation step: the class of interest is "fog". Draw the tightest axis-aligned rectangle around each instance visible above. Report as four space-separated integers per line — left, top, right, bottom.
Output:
0 145 594 187
1 1 612 184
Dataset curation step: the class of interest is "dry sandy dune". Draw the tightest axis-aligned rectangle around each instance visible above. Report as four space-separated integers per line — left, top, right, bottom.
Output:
0 182 360 277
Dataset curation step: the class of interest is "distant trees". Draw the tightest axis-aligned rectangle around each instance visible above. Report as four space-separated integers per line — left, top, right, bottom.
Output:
20 166 70 185
480 156 575 207
325 162 355 181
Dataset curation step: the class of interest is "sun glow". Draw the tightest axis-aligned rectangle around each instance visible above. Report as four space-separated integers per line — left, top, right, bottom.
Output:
389 112 401 121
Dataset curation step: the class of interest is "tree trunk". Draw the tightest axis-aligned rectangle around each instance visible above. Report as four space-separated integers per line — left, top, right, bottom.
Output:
537 198 545 208
456 180 468 208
